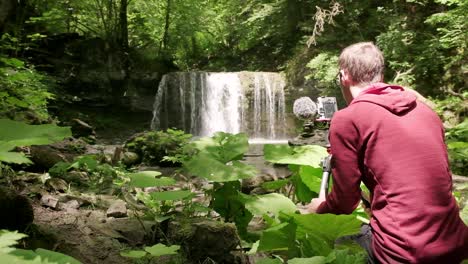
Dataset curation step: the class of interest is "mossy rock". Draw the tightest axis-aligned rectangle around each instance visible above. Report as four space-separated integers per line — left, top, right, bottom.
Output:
124 129 192 167
167 217 242 264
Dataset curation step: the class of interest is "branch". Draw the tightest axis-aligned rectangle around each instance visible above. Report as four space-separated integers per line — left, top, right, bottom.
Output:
307 1 343 47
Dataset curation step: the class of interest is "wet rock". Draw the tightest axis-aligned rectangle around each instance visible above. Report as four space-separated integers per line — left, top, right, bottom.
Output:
64 171 90 183
168 217 240 263
0 186 34 231
41 194 60 209
46 178 69 192
71 118 96 139
29 138 87 170
59 200 81 213
57 193 92 207
106 200 127 218
121 151 140 167
288 129 328 147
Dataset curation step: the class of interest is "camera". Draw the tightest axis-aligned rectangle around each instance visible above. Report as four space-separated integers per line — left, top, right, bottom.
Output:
293 96 338 122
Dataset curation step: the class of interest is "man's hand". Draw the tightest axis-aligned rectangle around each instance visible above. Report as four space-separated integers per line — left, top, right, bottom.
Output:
298 196 326 214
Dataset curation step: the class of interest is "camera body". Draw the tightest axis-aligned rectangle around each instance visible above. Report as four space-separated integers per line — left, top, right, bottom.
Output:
293 96 338 122
315 96 338 122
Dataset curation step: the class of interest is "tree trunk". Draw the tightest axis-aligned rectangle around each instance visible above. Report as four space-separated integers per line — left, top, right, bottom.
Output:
116 0 130 104
0 0 15 32
160 0 171 54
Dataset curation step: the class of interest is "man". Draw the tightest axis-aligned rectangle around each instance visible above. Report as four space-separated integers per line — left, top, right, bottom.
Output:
304 42 468 263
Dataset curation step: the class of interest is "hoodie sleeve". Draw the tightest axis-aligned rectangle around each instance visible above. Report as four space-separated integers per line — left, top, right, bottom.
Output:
316 112 362 214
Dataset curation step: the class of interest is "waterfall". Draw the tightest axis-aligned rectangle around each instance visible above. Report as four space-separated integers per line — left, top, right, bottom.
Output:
151 72 287 139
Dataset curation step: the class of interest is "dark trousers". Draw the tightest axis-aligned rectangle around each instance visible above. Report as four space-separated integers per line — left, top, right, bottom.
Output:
336 224 379 264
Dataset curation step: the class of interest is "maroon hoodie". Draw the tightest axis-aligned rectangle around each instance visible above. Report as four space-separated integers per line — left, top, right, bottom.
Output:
317 83 468 263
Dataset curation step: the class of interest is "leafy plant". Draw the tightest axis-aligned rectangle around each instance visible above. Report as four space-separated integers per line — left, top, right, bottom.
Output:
0 119 71 165
445 119 468 175
250 212 366 263
0 56 55 123
49 155 124 193
125 129 194 166
263 144 327 203
183 132 257 237
0 230 82 264
121 170 194 223
120 243 180 262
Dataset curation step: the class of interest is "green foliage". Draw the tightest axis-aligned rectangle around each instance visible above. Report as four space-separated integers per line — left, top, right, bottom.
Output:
252 213 364 261
183 132 256 237
0 230 82 264
0 119 71 164
120 243 180 260
445 119 468 175
241 193 297 217
305 53 340 96
263 144 327 168
0 56 54 122
264 144 327 202
125 129 193 166
117 169 194 221
49 155 123 192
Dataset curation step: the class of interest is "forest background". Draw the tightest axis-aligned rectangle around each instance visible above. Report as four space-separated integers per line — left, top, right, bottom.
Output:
0 0 466 263
0 0 466 165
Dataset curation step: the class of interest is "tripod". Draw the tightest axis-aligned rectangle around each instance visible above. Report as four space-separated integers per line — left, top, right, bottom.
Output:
319 145 332 199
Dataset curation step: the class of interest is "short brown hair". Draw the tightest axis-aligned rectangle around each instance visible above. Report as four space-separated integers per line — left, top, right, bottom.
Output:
339 42 384 84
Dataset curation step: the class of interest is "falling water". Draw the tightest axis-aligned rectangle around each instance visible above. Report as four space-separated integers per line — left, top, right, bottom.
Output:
151 72 287 139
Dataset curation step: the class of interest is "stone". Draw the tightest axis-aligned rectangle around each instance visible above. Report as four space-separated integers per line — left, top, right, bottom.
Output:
46 178 69 192
71 118 96 138
59 200 81 212
106 200 127 218
41 194 60 209
28 138 87 170
121 151 140 166
167 217 240 263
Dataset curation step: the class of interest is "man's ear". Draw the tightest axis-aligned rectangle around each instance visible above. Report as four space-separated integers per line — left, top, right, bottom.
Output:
341 70 352 85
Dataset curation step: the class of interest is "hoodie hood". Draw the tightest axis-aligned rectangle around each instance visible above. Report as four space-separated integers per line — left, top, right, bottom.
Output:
350 82 417 115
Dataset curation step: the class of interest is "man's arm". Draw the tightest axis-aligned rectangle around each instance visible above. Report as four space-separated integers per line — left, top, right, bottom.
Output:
314 113 362 214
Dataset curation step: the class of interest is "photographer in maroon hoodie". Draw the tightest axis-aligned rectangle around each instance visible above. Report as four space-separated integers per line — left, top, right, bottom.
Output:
304 42 468 263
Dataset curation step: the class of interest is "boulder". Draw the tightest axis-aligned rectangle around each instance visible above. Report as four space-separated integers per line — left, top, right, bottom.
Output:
40 194 60 209
29 138 87 170
71 118 96 139
167 217 241 263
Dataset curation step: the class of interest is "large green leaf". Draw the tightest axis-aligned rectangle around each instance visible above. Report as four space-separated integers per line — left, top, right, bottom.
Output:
264 144 327 167
299 166 323 194
0 151 34 164
144 244 180 257
0 230 27 249
192 132 249 163
241 193 297 217
120 250 147 258
257 222 296 252
261 179 289 191
0 119 71 164
34 249 82 264
0 119 71 147
460 205 468 225
185 154 257 182
288 257 327 264
330 249 366 264
126 171 177 188
293 214 362 256
150 190 193 201
256 258 283 264
292 173 314 203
